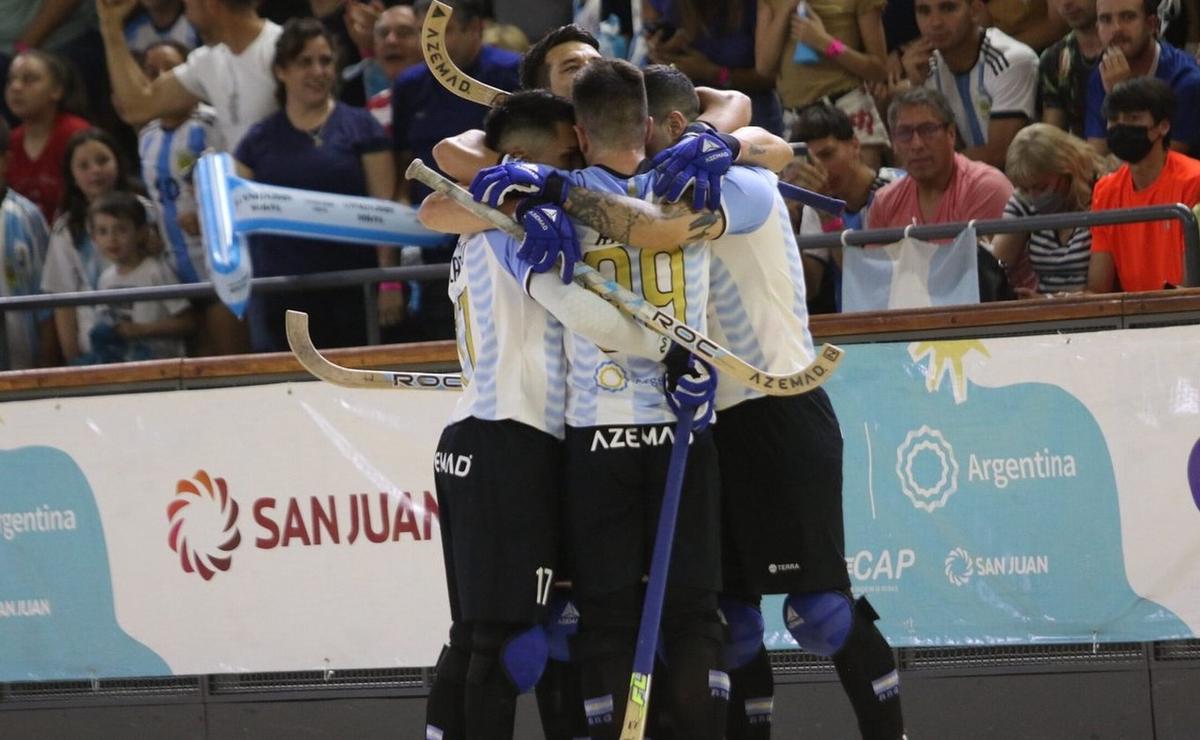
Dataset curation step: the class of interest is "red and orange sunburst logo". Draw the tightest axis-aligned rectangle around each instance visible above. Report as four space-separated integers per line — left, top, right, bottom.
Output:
167 470 242 581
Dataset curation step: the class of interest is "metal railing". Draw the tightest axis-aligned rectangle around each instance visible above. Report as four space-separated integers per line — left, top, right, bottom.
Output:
794 203 1200 289
2 205 1196 370
0 264 452 371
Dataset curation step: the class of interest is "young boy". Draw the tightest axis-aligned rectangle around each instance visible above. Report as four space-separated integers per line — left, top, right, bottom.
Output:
89 191 196 363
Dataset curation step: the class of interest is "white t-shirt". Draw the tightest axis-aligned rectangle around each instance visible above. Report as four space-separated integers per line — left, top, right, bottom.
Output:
97 255 190 361
447 231 567 439
172 21 282 150
40 197 159 355
925 27 1037 148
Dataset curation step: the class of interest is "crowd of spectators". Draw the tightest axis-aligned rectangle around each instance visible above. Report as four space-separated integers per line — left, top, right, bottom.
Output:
0 0 1197 370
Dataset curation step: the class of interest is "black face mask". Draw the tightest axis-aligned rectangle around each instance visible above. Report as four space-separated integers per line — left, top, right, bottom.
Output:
1106 124 1155 163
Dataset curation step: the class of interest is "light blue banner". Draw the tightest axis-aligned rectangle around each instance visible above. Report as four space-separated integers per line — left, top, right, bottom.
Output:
0 447 170 680
764 339 1193 648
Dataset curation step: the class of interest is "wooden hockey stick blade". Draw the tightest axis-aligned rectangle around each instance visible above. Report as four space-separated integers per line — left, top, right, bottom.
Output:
404 158 845 395
421 0 510 107
285 310 463 390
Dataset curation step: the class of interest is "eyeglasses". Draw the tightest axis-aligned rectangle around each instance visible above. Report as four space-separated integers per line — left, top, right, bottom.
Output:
892 122 948 143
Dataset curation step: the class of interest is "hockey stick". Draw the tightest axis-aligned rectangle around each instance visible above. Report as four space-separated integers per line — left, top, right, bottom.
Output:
419 6 845 218
421 0 509 107
405 158 844 396
285 310 463 390
620 409 695 740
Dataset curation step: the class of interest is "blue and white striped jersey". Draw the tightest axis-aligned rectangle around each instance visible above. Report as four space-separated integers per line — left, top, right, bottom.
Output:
0 189 50 369
139 106 222 283
707 167 817 411
559 167 710 427
926 27 1037 148
447 230 567 439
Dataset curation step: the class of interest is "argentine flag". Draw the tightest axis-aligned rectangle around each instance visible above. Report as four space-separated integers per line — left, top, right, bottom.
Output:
842 224 980 312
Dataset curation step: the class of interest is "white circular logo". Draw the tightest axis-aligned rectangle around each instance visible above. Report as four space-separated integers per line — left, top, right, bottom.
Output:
896 425 960 512
767 563 778 574
944 547 973 587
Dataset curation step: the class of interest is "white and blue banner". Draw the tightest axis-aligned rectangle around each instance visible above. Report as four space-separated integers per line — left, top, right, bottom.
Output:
842 226 980 312
2 325 1199 680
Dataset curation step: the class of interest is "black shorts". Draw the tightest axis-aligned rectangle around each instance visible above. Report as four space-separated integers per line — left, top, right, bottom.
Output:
714 388 851 596
434 417 561 624
564 423 722 599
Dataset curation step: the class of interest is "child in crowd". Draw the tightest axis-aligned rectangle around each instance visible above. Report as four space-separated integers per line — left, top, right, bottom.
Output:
0 117 55 370
88 191 195 363
5 50 91 224
135 39 245 356
40 128 157 364
137 39 220 285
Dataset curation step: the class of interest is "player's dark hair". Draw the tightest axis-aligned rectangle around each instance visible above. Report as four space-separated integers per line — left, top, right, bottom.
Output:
572 58 647 150
643 64 699 124
792 103 855 143
519 24 599 90
483 89 576 153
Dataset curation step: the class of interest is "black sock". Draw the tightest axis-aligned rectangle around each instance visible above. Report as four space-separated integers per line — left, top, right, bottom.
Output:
726 646 774 740
426 622 472 740
831 598 905 740
536 659 589 740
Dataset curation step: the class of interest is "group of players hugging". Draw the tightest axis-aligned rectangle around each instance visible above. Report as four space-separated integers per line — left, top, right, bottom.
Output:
415 24 906 740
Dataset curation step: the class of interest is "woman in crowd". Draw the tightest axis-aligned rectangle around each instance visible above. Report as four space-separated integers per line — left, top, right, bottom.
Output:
40 128 155 363
235 17 395 352
993 123 1112 296
5 50 91 224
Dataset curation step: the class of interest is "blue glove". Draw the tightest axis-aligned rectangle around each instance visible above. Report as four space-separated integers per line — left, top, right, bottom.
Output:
650 128 738 211
517 199 581 283
469 162 571 208
663 344 717 432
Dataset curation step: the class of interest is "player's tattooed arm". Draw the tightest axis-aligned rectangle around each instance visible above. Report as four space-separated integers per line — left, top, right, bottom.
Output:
731 126 793 173
562 186 727 250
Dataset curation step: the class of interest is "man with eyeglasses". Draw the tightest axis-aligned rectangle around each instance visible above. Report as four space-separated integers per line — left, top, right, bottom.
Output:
867 88 1012 231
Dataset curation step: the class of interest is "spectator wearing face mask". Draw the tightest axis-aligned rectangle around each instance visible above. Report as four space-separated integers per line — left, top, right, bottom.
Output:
991 123 1112 296
1088 77 1200 293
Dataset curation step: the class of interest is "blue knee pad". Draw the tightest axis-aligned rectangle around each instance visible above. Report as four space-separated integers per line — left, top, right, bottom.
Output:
719 597 765 669
544 593 579 663
783 590 853 657
501 625 549 693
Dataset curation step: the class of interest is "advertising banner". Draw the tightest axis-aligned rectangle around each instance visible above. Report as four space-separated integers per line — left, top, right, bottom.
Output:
2 325 1199 680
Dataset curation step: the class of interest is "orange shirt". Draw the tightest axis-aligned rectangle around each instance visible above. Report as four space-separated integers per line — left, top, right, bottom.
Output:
1090 150 1200 292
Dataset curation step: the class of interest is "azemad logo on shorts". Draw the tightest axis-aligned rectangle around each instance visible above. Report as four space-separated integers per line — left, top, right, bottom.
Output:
943 546 1049 587
167 470 440 580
